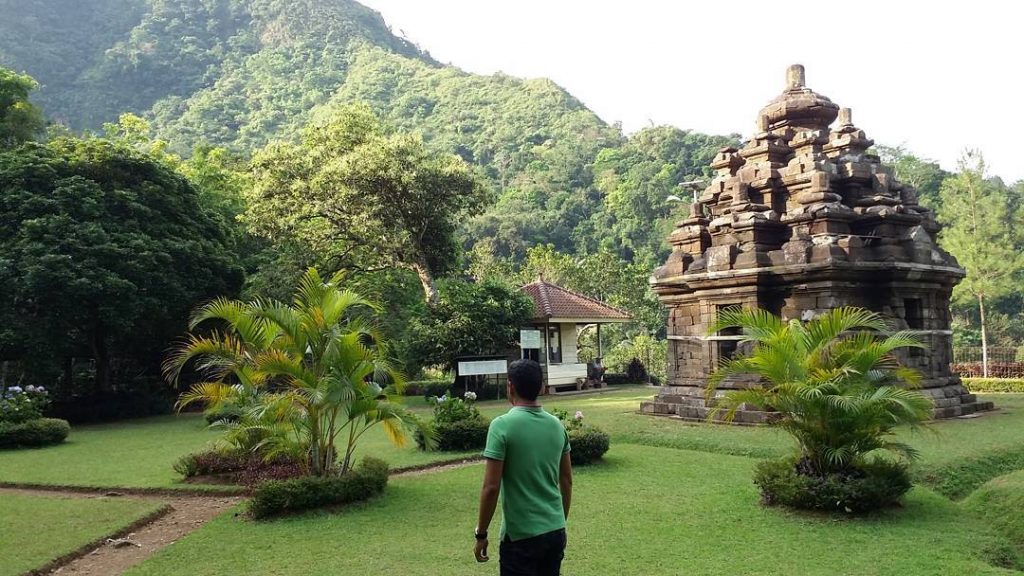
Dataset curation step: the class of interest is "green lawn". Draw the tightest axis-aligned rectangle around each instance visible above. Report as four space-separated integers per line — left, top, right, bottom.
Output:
2 387 1022 493
127 445 1017 576
0 406 479 489
6 387 1024 575
0 492 163 576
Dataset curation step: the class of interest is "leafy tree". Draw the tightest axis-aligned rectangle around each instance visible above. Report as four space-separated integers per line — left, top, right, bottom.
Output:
0 137 243 393
937 151 1024 377
589 126 739 263
707 307 932 475
0 67 44 148
245 104 488 303
167 268 426 476
876 144 949 209
406 279 534 372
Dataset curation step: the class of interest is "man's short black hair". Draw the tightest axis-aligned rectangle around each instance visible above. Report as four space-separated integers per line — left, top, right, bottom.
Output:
508 359 543 401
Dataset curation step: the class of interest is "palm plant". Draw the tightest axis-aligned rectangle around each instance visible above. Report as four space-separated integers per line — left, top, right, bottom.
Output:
706 307 933 475
165 268 427 476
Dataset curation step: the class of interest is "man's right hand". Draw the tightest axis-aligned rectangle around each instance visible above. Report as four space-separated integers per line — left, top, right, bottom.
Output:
474 538 489 562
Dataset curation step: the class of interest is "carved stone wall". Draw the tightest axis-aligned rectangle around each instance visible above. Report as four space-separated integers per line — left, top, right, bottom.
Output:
640 65 993 422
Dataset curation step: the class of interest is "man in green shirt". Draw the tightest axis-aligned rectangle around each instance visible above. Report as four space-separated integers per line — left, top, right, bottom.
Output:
474 359 573 576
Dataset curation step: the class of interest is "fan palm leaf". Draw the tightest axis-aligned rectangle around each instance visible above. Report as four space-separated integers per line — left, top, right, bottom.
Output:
705 306 933 474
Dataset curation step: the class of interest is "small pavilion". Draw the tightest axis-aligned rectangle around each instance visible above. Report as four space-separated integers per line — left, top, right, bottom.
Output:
520 279 632 392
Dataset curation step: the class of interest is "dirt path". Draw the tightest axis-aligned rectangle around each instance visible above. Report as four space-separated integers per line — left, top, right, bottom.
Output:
7 458 481 575
2 487 242 576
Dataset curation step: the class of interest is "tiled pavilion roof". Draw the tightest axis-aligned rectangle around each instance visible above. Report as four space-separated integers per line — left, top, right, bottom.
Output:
521 279 631 323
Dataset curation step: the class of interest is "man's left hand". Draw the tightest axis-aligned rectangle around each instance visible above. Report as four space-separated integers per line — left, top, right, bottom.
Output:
474 538 489 562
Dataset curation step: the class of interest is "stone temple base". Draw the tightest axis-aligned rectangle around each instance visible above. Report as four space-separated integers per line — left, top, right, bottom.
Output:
640 381 995 424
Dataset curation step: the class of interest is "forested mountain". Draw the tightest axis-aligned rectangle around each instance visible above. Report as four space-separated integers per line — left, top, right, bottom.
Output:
0 0 737 263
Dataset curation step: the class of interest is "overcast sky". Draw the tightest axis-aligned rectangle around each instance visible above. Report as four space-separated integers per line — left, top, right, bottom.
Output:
360 0 1023 183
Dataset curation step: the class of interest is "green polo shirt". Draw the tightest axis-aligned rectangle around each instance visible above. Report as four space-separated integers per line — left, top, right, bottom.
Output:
483 406 571 542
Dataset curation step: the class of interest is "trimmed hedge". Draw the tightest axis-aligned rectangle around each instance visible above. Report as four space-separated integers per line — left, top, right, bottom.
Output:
953 362 1024 379
568 427 610 465
248 457 389 518
963 378 1024 393
403 381 505 401
753 457 912 513
403 380 451 398
0 418 70 448
416 418 490 451
603 373 656 386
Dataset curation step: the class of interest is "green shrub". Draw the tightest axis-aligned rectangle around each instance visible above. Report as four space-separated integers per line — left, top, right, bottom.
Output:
417 418 490 451
753 457 912 513
248 457 389 519
0 418 70 448
963 378 1024 393
568 426 610 465
0 386 50 424
551 408 610 465
403 380 451 398
604 373 642 386
415 393 490 451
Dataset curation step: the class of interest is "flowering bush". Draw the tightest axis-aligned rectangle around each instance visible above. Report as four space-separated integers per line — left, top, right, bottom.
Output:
415 392 490 451
0 385 50 424
429 393 483 425
551 408 610 465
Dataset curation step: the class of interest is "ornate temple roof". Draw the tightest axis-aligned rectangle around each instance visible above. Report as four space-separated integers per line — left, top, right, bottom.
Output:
521 279 632 323
653 63 961 286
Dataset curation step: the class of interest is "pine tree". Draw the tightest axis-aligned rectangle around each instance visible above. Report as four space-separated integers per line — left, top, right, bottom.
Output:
937 151 1024 377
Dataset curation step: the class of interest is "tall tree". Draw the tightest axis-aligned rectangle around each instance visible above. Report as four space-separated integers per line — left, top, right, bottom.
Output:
876 145 949 209
937 151 1024 377
245 104 488 304
0 137 243 393
0 67 44 148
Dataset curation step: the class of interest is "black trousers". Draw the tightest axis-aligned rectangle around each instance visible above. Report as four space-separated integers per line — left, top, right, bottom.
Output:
499 528 566 576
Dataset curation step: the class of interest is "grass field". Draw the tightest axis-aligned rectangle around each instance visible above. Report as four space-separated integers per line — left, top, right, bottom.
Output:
5 387 1024 575
0 493 163 576
126 445 1017 576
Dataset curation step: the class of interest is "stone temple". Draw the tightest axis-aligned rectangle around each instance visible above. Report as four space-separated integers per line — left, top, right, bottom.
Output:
640 65 994 423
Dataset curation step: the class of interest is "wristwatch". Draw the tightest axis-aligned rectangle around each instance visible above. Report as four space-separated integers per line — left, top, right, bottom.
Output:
474 528 488 540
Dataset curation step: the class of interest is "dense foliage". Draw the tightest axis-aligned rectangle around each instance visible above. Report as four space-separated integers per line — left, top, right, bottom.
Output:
0 385 49 424
0 136 243 401
707 307 933 511
415 393 490 452
248 456 389 518
406 278 534 371
167 269 427 476
245 104 488 302
551 408 610 465
0 417 70 448
937 151 1024 376
0 68 43 147
707 307 932 475
753 457 913 513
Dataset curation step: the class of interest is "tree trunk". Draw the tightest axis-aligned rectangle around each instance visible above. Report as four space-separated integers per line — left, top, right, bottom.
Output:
979 294 989 378
412 260 438 305
90 327 112 394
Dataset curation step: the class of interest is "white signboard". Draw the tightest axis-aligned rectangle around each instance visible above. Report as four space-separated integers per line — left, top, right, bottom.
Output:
458 360 508 376
520 329 541 349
